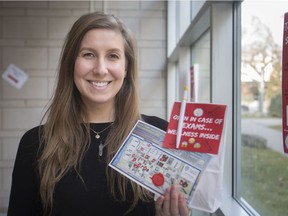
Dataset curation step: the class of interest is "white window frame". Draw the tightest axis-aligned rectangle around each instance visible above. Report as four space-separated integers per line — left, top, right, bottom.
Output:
167 1 252 215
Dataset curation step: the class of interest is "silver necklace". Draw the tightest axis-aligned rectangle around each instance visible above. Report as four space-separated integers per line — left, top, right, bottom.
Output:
98 141 104 157
90 123 113 156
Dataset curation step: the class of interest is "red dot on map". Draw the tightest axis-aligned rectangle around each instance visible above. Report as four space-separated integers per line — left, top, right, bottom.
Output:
151 173 165 186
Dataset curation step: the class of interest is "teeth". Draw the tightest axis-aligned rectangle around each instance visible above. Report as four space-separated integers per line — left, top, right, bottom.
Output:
91 81 109 87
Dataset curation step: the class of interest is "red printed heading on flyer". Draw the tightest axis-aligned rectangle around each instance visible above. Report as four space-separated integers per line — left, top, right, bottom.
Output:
282 12 288 154
163 102 227 155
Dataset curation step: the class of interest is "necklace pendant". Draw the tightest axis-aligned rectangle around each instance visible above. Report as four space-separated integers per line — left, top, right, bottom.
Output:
99 142 104 156
95 134 100 139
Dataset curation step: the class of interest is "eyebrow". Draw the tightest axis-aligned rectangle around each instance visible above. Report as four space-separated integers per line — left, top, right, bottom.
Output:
79 47 123 54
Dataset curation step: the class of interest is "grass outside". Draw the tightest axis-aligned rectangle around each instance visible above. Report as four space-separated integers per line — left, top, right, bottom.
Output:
241 146 288 216
268 125 282 131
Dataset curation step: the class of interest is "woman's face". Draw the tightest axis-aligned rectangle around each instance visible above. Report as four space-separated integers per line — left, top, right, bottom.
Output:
74 28 126 109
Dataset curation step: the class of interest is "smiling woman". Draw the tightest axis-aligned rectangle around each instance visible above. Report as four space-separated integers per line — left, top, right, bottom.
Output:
7 11 191 216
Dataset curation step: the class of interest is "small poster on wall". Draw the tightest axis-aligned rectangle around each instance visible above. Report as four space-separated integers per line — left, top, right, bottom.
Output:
2 64 29 90
282 12 288 154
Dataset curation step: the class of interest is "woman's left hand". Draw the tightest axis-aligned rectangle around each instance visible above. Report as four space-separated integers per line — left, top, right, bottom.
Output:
155 184 191 216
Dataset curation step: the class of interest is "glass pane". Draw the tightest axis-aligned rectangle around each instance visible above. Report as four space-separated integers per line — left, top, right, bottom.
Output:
191 30 210 102
239 1 288 216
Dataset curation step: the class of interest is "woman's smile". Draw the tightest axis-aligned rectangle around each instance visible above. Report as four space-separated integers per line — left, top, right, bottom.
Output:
88 80 111 88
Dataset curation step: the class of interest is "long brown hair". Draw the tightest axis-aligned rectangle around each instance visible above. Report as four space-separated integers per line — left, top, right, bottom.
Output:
38 11 151 213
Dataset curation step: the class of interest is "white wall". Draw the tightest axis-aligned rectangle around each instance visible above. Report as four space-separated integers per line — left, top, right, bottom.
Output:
0 0 167 212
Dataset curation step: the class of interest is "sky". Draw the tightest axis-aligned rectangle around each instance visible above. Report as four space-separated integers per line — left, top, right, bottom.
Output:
242 0 288 46
241 0 288 82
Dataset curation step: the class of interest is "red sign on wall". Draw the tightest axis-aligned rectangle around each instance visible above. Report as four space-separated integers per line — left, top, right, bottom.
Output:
282 12 288 154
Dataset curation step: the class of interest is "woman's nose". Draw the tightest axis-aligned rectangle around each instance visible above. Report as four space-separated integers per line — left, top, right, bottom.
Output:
93 58 108 75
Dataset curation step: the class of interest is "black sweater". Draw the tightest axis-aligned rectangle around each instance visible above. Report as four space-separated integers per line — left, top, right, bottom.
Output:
8 115 168 216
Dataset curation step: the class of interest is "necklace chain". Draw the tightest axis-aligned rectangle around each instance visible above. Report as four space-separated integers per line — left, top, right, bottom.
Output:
90 123 113 139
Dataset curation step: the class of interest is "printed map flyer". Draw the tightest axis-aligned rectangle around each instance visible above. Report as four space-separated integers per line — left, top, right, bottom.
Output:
109 120 211 207
163 102 227 155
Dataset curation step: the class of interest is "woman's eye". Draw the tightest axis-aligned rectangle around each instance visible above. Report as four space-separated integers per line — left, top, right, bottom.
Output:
83 52 94 58
109 53 119 60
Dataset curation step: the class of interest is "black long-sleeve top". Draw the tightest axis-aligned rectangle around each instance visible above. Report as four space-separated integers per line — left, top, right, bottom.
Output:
7 115 168 216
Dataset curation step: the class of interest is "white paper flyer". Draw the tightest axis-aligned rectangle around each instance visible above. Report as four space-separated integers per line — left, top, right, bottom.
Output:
109 120 211 207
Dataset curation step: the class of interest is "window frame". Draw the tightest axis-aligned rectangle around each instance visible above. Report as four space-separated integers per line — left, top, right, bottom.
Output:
167 1 252 215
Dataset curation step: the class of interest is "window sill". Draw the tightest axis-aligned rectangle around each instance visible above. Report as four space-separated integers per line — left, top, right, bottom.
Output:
215 194 251 216
191 193 251 216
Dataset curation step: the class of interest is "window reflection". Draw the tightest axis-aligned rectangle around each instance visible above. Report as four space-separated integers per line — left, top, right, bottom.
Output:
191 31 210 103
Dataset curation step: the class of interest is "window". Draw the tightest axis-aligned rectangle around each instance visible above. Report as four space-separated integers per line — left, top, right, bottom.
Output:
167 1 235 216
190 30 211 103
168 1 287 216
167 0 211 116
235 1 288 216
